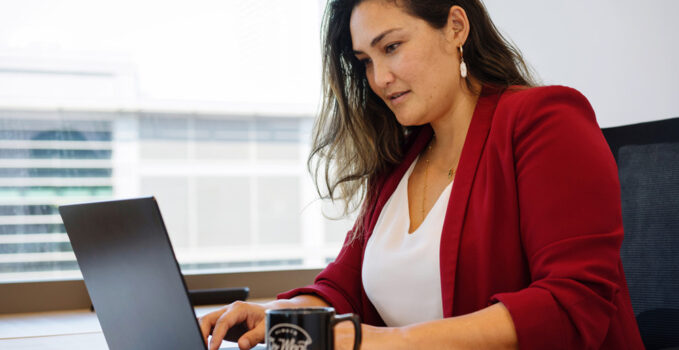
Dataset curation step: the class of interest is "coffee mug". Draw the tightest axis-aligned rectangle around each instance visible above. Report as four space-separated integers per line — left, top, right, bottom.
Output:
265 307 361 350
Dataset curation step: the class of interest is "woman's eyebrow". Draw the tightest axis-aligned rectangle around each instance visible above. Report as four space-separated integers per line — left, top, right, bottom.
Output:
353 28 403 55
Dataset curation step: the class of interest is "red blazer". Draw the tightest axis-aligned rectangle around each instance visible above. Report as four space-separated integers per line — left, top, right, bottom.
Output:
279 86 644 350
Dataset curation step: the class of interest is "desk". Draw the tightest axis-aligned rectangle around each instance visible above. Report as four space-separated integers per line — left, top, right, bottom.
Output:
0 305 253 349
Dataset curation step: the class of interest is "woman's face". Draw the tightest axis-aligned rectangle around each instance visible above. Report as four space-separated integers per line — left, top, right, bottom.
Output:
350 0 463 126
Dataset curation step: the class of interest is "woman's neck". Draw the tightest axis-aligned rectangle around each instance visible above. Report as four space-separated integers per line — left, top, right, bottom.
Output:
427 79 482 164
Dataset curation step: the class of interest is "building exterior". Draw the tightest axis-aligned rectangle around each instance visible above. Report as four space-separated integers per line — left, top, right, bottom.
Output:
0 55 350 283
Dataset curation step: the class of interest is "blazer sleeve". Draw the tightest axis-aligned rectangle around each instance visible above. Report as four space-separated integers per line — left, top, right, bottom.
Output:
491 86 624 350
277 223 366 315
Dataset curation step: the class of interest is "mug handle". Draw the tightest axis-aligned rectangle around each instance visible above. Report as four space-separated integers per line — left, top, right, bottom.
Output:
331 313 362 350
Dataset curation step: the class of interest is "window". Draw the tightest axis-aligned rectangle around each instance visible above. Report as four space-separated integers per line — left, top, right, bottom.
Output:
0 0 353 284
0 110 355 283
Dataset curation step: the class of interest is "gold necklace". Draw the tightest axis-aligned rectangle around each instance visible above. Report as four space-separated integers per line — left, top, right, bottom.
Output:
418 139 457 231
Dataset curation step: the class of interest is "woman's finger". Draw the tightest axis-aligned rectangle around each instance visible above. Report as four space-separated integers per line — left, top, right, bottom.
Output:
210 302 250 350
238 320 266 349
198 306 230 344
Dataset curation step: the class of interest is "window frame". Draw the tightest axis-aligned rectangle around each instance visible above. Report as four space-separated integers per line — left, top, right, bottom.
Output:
0 268 323 314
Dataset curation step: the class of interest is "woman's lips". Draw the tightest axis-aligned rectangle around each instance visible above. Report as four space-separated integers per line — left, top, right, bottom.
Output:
388 90 410 105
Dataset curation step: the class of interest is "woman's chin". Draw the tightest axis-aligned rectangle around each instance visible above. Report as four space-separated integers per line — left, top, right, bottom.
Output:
394 115 427 127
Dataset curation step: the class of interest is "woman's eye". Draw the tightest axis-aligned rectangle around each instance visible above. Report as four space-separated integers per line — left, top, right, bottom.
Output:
385 42 400 54
360 58 372 66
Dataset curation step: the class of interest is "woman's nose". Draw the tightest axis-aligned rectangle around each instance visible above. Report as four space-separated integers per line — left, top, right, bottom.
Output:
371 61 395 89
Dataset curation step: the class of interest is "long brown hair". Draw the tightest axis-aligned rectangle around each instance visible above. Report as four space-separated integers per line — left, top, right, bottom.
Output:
309 0 537 237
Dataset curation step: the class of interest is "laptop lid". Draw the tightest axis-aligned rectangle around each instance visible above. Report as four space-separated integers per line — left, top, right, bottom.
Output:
59 197 241 350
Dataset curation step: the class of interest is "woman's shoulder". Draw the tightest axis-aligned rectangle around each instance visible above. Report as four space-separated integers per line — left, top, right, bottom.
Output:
484 85 601 145
498 85 594 113
494 85 597 126
499 85 591 108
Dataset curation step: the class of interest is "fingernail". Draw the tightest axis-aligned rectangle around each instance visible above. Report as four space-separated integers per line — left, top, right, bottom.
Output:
241 339 251 349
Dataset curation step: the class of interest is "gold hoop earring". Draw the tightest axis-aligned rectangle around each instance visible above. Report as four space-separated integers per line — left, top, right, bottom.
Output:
459 45 468 79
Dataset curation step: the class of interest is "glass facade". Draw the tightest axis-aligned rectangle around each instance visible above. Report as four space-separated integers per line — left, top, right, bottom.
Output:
0 111 351 282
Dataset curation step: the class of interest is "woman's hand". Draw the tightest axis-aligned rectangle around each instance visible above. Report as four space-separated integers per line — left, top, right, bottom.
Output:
198 295 330 350
198 301 267 350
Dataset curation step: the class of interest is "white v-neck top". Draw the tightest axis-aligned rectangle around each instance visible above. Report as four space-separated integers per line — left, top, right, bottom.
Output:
362 157 453 327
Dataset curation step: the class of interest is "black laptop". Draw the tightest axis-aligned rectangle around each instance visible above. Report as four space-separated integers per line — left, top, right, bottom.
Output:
59 197 266 350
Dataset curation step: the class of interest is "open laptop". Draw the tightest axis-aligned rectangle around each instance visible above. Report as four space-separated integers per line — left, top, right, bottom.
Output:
59 196 266 350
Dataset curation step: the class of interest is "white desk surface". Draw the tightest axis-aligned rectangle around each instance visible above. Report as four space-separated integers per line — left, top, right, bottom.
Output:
0 304 259 349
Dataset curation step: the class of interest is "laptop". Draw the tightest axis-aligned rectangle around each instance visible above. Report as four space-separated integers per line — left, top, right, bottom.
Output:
59 196 266 350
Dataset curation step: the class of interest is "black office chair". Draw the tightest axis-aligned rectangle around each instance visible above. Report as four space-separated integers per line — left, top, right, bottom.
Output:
602 117 679 350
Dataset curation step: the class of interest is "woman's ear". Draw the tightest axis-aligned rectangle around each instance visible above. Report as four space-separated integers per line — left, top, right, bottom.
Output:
446 5 470 47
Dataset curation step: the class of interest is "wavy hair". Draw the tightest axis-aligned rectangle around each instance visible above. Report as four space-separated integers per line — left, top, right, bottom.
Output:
309 0 537 238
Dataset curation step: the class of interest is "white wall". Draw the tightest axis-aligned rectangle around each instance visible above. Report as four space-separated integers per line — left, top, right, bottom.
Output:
484 0 679 127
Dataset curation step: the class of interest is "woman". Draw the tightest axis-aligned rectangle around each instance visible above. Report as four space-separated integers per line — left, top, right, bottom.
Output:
200 0 644 349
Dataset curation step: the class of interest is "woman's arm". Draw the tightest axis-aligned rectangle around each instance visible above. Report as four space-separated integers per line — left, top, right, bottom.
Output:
496 86 624 349
335 302 517 350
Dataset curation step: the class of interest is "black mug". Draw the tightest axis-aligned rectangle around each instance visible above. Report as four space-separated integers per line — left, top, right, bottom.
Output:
265 307 361 350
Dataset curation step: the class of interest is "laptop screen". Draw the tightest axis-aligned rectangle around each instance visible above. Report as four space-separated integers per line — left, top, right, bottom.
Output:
60 197 211 350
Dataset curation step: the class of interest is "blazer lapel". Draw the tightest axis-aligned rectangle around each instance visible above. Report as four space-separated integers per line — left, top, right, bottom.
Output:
440 88 502 317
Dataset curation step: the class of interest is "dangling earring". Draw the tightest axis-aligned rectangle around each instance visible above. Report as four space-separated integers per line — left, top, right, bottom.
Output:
459 45 468 79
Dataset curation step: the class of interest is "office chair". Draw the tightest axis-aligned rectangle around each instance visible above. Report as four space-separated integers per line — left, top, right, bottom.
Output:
602 117 679 350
